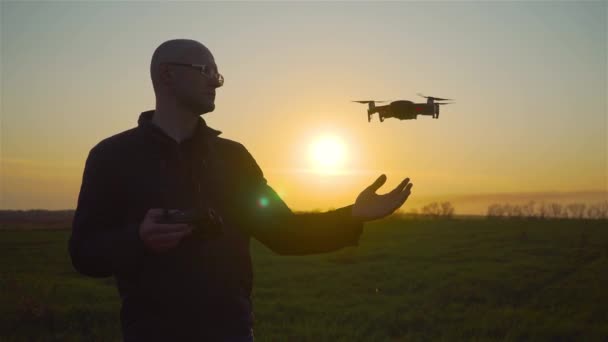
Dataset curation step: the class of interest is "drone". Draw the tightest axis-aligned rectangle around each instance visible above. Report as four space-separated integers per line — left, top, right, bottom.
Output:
353 94 454 122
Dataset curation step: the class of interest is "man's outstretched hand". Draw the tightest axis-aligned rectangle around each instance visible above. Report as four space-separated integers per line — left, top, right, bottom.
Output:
352 174 413 221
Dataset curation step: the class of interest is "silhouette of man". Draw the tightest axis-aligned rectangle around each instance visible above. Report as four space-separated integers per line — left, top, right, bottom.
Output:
69 39 413 342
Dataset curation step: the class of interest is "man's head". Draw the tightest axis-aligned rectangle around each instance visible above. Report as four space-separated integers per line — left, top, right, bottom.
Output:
150 39 222 115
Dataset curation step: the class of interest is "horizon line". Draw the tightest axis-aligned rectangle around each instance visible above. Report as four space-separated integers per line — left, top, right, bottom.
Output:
2 189 606 211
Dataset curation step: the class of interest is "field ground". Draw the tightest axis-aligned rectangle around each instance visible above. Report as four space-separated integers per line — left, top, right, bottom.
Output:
1 218 607 341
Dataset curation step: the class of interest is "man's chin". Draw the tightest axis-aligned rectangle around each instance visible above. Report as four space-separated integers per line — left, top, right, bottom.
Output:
196 103 215 115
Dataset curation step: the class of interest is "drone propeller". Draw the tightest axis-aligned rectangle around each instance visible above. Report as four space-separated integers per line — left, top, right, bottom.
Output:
417 93 453 101
437 102 454 105
352 100 387 104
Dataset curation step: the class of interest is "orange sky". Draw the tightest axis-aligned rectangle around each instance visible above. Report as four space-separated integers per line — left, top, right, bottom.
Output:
1 2 606 214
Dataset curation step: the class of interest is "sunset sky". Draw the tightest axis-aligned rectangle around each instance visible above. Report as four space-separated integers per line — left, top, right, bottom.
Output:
1 1 606 214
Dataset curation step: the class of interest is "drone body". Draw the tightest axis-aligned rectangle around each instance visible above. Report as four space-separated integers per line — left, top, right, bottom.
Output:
354 94 454 122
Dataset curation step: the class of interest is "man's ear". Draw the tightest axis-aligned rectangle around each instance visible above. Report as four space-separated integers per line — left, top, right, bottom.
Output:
159 64 174 85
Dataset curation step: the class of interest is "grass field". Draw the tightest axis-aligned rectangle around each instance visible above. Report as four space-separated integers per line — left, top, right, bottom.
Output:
1 217 607 341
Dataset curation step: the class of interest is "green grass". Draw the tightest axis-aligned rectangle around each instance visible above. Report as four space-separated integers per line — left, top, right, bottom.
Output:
1 218 607 341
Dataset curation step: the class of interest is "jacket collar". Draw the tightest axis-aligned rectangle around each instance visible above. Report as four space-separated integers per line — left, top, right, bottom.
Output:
137 110 222 148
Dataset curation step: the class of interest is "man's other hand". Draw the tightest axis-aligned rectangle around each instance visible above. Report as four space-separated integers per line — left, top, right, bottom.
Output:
139 208 193 254
352 174 413 221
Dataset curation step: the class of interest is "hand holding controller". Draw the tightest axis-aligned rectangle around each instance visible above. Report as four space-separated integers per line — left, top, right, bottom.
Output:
138 208 193 254
156 208 224 240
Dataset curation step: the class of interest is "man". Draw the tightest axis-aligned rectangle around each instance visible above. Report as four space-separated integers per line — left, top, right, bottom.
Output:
69 39 413 341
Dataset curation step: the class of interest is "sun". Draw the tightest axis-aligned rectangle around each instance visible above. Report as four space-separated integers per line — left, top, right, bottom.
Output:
309 135 347 174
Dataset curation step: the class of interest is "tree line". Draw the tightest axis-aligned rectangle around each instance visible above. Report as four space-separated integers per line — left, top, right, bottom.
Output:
486 200 608 219
404 200 608 220
406 202 456 218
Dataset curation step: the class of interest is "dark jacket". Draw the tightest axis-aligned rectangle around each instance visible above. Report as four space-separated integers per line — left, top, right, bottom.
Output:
69 110 364 340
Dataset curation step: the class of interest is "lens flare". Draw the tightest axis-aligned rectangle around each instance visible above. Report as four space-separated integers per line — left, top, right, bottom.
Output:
258 197 269 208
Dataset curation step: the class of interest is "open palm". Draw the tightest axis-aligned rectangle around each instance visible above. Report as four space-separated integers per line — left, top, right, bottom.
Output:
352 174 413 221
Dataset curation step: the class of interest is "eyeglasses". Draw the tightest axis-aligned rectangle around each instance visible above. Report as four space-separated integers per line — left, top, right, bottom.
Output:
165 62 224 87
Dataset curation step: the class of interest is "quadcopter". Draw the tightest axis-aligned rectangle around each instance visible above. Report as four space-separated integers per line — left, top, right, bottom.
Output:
353 94 454 122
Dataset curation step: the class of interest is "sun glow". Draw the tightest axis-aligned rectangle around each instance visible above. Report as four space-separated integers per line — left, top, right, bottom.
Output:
309 135 347 174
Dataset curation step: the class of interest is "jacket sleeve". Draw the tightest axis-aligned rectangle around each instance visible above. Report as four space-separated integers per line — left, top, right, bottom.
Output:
236 146 365 256
69 145 147 277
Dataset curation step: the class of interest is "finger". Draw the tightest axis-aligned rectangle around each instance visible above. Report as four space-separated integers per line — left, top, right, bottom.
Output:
404 183 413 193
397 189 412 206
149 238 184 248
148 229 192 242
146 208 169 219
367 174 387 193
152 239 180 248
390 186 412 206
151 241 180 252
389 178 410 195
148 223 192 234
384 194 409 215
382 198 405 216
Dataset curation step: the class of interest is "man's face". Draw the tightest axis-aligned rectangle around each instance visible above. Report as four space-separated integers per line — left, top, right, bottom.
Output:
168 47 221 115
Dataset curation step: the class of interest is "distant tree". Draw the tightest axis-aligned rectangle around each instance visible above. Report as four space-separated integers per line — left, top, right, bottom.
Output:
503 204 513 218
550 203 563 218
584 201 608 219
440 202 454 218
586 206 600 219
566 203 586 219
598 200 608 219
487 202 538 219
421 202 455 218
521 201 536 218
538 202 548 219
511 205 523 218
487 204 501 218
422 202 440 217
